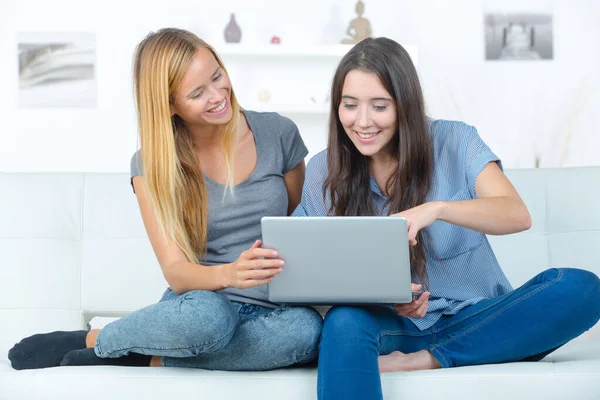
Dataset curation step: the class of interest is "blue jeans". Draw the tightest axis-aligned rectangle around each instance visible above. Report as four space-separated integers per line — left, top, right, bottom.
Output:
94 289 323 370
318 268 600 400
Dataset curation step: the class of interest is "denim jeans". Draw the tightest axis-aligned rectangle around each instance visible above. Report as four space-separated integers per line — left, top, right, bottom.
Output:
318 268 600 400
94 289 323 370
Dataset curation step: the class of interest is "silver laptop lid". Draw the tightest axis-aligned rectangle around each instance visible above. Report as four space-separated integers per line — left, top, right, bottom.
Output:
261 216 412 304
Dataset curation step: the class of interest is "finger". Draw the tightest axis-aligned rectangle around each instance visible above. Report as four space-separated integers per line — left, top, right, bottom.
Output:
245 267 283 280
240 276 276 289
238 268 282 281
408 293 429 311
408 225 418 246
393 304 405 313
395 301 419 314
241 243 257 260
250 258 285 269
412 294 429 317
395 298 420 309
411 283 423 292
395 305 419 318
242 240 263 258
394 305 408 316
415 298 429 317
251 268 283 280
410 292 429 309
248 240 264 257
236 259 281 272
247 248 280 260
399 299 425 317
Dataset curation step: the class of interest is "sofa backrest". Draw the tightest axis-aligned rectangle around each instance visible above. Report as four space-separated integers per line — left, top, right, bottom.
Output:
1 167 599 358
488 168 600 290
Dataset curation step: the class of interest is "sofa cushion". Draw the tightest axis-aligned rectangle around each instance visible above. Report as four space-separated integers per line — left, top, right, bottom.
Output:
1 339 599 399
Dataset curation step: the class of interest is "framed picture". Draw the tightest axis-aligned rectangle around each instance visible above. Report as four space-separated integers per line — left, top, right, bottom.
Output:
18 32 97 107
484 13 553 61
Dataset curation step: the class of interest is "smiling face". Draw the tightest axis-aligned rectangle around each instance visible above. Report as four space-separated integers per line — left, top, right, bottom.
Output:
170 47 233 127
338 69 397 160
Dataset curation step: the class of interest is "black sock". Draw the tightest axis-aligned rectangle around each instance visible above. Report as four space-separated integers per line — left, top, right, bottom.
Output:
8 330 88 370
60 348 152 367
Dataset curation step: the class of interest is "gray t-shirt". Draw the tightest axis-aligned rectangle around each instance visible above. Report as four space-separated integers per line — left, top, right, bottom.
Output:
130 110 308 307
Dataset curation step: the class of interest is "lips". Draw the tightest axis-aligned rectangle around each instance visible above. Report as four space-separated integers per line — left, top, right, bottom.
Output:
206 98 227 114
354 130 380 143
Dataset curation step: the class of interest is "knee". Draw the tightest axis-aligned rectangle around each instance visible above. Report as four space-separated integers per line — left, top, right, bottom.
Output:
176 290 238 349
554 268 600 321
282 307 323 355
264 307 322 365
570 269 600 312
555 268 600 299
322 306 379 344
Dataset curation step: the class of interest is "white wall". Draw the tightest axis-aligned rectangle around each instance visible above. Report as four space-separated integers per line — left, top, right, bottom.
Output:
0 0 598 172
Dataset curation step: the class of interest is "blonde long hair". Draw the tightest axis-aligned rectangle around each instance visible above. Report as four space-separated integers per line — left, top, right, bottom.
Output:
133 28 240 263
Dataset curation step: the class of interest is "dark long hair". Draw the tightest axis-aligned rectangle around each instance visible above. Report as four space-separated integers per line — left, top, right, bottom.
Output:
324 37 433 286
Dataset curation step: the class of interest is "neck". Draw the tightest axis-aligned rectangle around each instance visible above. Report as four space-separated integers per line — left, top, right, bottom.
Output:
370 151 394 172
369 152 396 193
185 123 224 150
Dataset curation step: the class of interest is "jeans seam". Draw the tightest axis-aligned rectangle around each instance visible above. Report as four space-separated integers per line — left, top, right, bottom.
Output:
379 329 432 338
430 268 563 352
429 346 450 368
97 321 239 357
432 295 516 333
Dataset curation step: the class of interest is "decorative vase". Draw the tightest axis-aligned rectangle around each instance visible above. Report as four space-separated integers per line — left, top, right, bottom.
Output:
224 13 242 43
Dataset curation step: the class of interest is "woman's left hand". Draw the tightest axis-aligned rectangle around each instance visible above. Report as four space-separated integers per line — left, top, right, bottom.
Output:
392 202 443 246
394 284 430 318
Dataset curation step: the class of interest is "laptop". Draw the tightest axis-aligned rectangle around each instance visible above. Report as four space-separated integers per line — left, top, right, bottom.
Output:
261 216 412 305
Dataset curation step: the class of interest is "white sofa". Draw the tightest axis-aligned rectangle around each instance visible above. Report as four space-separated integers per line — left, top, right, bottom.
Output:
1 167 599 399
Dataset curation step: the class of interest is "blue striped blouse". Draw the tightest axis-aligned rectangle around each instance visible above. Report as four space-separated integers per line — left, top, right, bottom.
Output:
292 119 514 330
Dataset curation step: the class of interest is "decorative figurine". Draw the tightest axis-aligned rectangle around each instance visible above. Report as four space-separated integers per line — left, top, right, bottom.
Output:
224 13 242 43
341 0 372 44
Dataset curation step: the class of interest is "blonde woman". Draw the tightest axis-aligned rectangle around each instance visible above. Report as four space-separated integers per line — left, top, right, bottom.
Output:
9 28 322 370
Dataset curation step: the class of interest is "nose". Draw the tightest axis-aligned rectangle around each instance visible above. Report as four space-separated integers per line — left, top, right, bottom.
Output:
356 105 371 129
207 84 225 104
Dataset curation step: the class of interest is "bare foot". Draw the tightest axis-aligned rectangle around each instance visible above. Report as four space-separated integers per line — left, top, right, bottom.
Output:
85 329 101 348
378 350 441 373
150 356 162 367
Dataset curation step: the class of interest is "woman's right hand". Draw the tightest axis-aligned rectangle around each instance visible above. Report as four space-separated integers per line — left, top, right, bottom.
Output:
221 240 284 289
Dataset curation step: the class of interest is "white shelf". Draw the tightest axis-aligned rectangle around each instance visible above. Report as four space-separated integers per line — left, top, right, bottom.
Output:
216 44 355 58
216 43 419 65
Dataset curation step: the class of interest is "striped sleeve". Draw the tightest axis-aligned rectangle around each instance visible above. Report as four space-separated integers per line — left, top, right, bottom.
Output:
291 150 329 217
464 126 502 199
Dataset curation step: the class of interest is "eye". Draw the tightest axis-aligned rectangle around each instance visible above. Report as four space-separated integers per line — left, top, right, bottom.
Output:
213 73 222 82
343 104 357 110
191 91 203 99
374 105 387 112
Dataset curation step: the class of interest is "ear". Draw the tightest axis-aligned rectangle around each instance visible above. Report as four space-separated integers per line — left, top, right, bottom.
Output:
170 104 176 117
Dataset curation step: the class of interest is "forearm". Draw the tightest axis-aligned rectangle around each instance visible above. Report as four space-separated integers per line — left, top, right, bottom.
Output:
162 260 229 294
436 197 531 235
